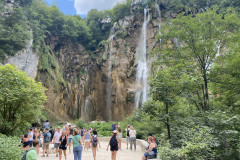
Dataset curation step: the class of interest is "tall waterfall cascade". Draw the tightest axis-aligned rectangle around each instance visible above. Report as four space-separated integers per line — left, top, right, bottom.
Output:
135 8 150 108
106 33 115 121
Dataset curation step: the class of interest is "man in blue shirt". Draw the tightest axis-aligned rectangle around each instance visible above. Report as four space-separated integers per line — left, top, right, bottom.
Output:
41 128 51 157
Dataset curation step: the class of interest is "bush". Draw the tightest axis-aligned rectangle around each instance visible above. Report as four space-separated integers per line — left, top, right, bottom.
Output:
0 134 23 160
0 65 47 135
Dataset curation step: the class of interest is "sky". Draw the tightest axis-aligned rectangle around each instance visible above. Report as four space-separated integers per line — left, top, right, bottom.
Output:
45 0 122 16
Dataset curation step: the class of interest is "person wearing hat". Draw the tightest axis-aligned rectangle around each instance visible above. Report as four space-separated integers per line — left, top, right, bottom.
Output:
22 141 37 160
107 130 119 160
53 127 62 157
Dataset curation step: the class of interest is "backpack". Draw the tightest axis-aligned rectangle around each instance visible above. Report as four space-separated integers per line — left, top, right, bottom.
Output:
110 135 118 148
45 132 51 142
22 148 35 160
92 135 98 147
153 137 159 146
127 129 130 137
81 129 84 136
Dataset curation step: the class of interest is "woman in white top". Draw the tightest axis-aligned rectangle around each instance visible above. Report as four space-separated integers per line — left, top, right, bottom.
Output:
129 126 137 150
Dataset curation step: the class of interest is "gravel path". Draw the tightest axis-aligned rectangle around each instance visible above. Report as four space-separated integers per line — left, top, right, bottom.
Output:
37 140 144 160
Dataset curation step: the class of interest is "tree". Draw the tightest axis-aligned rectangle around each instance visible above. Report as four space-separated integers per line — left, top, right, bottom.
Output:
0 7 31 61
0 65 47 135
158 8 240 111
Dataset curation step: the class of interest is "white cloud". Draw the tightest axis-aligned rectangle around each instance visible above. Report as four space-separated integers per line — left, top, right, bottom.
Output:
74 0 123 15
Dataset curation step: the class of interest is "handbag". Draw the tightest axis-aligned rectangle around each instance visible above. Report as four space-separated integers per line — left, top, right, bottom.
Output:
147 151 155 159
74 136 81 145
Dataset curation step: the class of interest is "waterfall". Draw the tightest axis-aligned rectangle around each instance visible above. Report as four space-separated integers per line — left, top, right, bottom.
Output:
155 0 161 17
78 96 81 118
106 33 115 121
84 97 90 122
135 8 150 108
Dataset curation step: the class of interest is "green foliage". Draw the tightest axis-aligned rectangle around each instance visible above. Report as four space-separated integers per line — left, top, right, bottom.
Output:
75 119 113 137
141 8 240 159
86 9 111 50
0 7 31 61
0 134 23 160
0 65 47 135
111 0 132 23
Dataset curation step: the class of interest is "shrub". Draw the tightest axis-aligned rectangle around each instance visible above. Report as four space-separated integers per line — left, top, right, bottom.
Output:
0 134 23 160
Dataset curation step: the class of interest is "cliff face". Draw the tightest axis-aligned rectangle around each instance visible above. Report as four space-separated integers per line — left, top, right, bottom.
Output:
3 1 161 122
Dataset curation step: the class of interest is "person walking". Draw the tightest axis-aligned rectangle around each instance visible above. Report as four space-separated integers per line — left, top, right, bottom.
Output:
33 128 40 155
42 128 51 157
28 128 34 147
59 131 68 160
117 128 122 150
112 123 116 131
49 126 55 142
91 130 101 160
125 125 130 149
80 128 85 137
72 129 83 160
53 127 62 157
83 129 91 151
129 126 137 150
68 129 73 153
107 130 119 160
44 120 50 129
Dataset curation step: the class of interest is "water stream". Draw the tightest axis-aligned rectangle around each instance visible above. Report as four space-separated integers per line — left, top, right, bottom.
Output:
135 8 150 108
84 96 90 122
106 33 115 121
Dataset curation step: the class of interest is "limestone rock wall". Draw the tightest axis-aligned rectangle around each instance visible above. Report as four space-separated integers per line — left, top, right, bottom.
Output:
1 1 161 122
4 39 39 78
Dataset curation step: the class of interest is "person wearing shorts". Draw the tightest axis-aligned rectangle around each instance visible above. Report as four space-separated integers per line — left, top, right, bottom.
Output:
107 130 119 160
42 129 50 157
68 129 73 153
59 131 68 160
53 127 62 157
84 129 91 151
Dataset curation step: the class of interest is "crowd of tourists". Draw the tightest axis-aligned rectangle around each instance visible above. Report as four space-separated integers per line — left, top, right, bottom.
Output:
20 121 158 160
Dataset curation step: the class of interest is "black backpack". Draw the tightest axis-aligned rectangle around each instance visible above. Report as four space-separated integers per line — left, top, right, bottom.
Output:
127 129 130 137
110 135 118 148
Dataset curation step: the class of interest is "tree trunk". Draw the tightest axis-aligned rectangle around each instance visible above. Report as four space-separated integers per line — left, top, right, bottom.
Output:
165 102 171 140
202 69 209 110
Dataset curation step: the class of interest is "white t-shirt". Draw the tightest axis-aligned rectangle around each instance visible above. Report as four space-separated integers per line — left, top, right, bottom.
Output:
54 131 62 143
28 131 34 141
129 130 136 138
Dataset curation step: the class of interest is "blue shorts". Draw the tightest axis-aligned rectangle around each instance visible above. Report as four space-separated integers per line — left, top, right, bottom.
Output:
68 138 72 143
144 153 148 158
126 137 129 142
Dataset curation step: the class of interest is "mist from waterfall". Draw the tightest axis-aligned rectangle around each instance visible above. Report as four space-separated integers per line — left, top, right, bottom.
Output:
135 8 150 108
106 33 115 121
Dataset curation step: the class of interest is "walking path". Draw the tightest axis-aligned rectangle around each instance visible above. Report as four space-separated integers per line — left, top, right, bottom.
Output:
37 140 143 160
